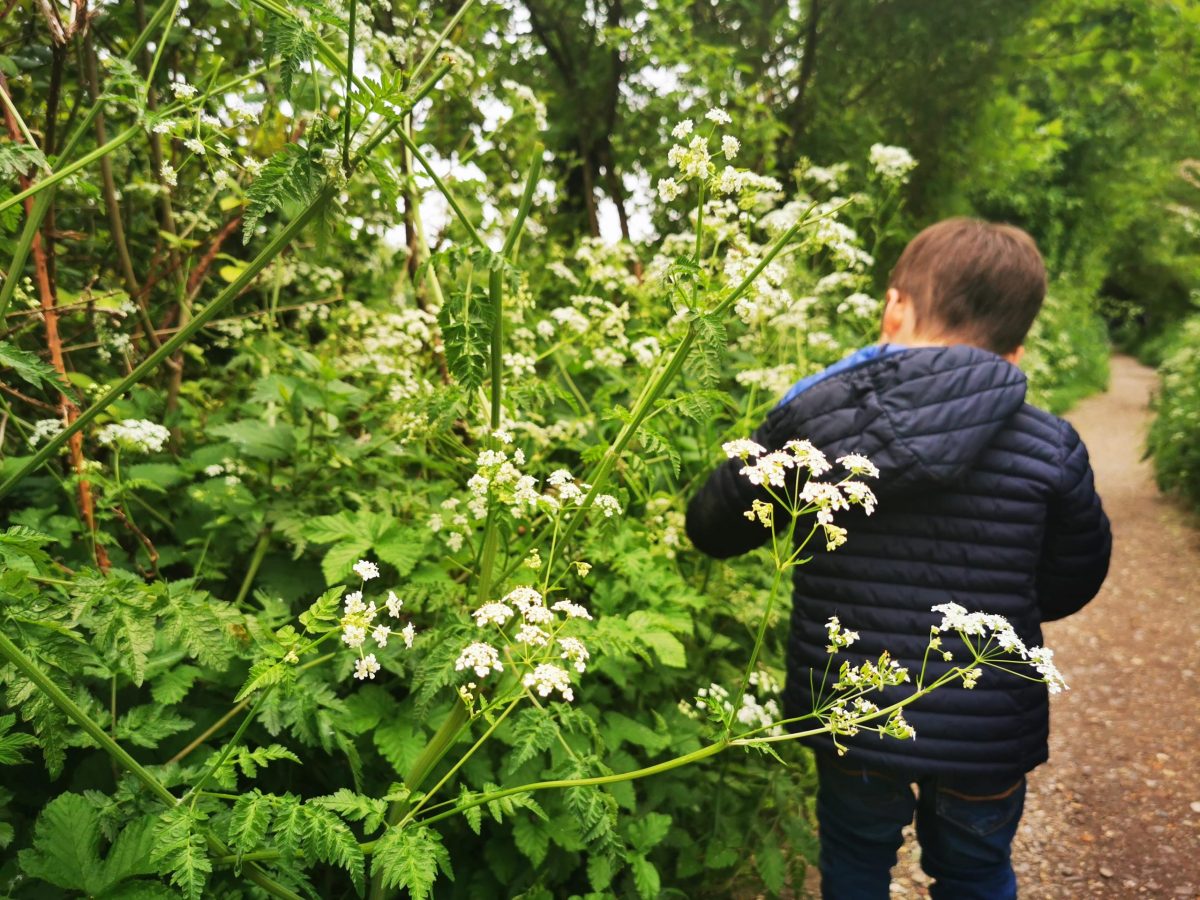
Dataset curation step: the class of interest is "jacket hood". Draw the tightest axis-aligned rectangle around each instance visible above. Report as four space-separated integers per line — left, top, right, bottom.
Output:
787 344 1028 493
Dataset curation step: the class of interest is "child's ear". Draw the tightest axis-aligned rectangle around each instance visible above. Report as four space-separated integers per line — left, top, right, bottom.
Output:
1004 345 1025 365
881 288 906 340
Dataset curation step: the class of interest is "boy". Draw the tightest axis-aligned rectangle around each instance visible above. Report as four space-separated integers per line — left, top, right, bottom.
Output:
685 218 1112 899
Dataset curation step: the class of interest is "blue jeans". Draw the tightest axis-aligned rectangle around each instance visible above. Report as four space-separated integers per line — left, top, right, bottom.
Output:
815 752 1027 900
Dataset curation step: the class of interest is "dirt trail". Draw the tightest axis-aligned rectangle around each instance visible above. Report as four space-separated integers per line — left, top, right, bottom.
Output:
890 355 1200 899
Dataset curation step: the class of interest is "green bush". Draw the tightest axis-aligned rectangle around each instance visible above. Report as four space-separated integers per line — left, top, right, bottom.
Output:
1024 284 1111 414
1148 314 1200 510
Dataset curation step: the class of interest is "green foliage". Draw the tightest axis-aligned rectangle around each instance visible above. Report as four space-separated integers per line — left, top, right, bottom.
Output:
371 824 454 899
1148 314 1200 510
243 143 328 242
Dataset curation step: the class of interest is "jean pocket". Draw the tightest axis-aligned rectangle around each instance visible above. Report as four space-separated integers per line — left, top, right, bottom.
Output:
934 777 1026 838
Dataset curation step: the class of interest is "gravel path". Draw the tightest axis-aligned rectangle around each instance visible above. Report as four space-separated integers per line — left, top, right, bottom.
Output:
888 355 1200 899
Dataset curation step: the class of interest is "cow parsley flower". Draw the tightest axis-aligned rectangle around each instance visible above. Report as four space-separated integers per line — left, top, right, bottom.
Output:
723 439 766 460
868 143 917 181
825 616 860 653
551 600 593 620
558 637 590 673
96 419 171 454
170 81 198 99
354 654 381 680
658 177 685 202
705 108 732 124
27 418 64 448
838 453 880 478
523 663 574 702
721 135 740 159
353 559 381 581
456 642 503 679
342 624 367 649
371 625 391 647
515 624 550 646
473 602 515 628
784 439 832 476
344 591 366 615
183 137 206 156
386 591 403 618
401 622 416 649
671 119 694 139
595 494 622 517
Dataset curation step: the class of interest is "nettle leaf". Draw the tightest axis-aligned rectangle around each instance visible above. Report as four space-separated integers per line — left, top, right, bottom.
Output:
20 795 160 895
263 15 316 100
0 340 73 398
0 712 37 765
242 143 325 242
150 806 212 900
512 816 550 867
370 824 453 900
228 789 275 857
18 792 102 890
629 853 661 900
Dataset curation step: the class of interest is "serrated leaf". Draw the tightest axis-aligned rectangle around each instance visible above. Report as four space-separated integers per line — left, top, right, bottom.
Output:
512 816 549 867
459 787 482 835
504 708 559 774
18 793 102 890
0 340 73 397
629 854 660 900
302 804 365 893
373 720 424 778
627 812 672 852
688 313 727 386
242 143 325 242
370 824 453 900
755 831 787 894
150 807 212 900
311 788 388 836
114 706 194 749
588 853 615 891
150 664 202 705
0 712 37 764
263 15 316 100
228 790 275 857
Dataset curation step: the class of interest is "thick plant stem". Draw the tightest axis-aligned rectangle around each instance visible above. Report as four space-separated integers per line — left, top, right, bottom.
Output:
0 183 336 500
233 527 272 607
342 0 357 175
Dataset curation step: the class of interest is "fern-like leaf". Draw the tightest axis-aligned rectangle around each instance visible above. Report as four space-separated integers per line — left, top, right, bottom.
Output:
370 824 453 900
150 807 212 900
228 789 275 857
242 143 325 242
302 805 365 893
263 16 316 100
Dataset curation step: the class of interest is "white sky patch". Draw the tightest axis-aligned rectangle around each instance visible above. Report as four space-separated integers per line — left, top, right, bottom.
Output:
598 169 656 245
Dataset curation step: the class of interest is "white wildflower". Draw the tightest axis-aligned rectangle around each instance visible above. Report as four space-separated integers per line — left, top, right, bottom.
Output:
354 654 381 680
522 663 574 702
96 419 171 454
595 494 622 518
515 624 550 646
838 453 880 478
456 641 503 679
473 602 514 628
671 119 694 139
658 177 685 202
342 624 367 649
705 108 732 124
401 622 416 649
721 135 740 159
170 82 198 99
385 591 403 618
372 625 391 647
160 163 178 187
558 637 590 673
551 600 593 620
353 559 380 581
183 137 206 156
723 439 766 460
868 143 917 181
27 419 64 448
344 590 366 615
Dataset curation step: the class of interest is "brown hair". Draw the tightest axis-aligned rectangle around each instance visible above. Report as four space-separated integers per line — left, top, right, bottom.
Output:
887 218 1047 354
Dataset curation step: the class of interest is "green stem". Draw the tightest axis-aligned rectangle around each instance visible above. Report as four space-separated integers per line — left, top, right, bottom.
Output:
184 688 271 802
410 0 475 83
342 0 357 175
393 128 485 251
401 696 521 826
233 528 272 607
0 183 336 500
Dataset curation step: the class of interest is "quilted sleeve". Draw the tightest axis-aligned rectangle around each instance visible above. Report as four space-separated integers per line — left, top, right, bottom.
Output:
1036 420 1112 622
685 416 784 559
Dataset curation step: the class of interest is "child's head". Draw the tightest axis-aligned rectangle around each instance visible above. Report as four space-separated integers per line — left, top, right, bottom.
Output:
881 217 1046 360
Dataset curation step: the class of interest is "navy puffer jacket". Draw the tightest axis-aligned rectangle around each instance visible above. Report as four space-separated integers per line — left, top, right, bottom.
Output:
686 345 1111 776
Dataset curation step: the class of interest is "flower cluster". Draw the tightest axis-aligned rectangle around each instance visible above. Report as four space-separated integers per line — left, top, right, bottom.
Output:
724 440 878 550
658 109 776 203
868 143 918 182
687 670 786 737
456 585 595 706
339 561 416 680
96 419 171 454
931 602 1068 693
